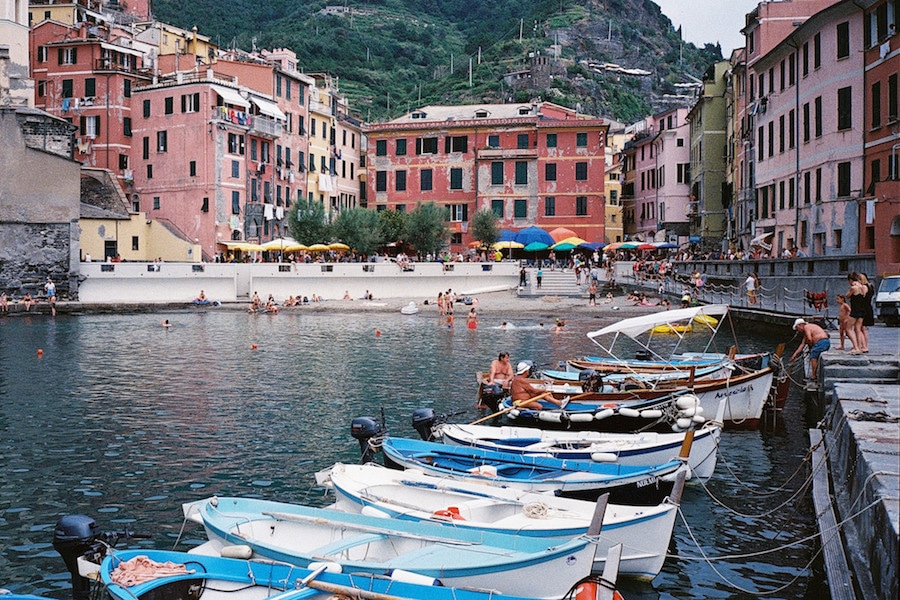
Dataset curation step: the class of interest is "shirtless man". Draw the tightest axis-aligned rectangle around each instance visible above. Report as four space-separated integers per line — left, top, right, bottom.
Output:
790 318 830 380
487 352 514 389
510 362 566 410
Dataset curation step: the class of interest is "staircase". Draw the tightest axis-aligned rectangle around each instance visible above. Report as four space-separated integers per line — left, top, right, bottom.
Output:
519 268 588 298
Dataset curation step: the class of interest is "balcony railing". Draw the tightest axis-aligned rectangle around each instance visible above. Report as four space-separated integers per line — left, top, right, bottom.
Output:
476 147 538 160
249 115 282 139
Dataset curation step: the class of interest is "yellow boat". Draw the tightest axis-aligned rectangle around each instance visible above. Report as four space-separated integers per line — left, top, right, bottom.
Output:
693 314 719 326
651 323 692 334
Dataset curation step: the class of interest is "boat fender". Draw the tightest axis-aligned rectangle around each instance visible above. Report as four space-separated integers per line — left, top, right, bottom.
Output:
538 411 563 423
594 408 615 421
672 423 685 432
568 413 594 423
639 409 663 419
692 415 707 424
676 417 693 430
509 409 521 418
307 562 343 574
574 580 599 600
618 407 641 418
219 545 253 560
678 407 697 418
360 506 392 519
432 507 465 520
388 569 443 586
590 452 617 463
675 395 701 410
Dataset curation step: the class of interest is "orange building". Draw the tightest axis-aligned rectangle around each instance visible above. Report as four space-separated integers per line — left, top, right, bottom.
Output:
364 103 608 250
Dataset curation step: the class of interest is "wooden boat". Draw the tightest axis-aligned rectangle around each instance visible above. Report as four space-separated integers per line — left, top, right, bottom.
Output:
182 496 599 599
379 436 689 504
97 548 572 600
437 415 721 480
321 461 685 579
501 366 775 431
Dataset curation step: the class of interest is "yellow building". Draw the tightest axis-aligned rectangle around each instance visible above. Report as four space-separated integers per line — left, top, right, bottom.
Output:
604 121 627 244
306 73 362 219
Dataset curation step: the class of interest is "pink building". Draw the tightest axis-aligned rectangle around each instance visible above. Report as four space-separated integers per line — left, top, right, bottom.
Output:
623 107 691 243
749 0 864 257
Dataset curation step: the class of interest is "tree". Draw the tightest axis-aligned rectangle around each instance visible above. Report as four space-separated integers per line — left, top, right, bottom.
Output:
330 208 382 256
404 202 450 258
287 197 329 245
469 208 500 248
378 209 408 245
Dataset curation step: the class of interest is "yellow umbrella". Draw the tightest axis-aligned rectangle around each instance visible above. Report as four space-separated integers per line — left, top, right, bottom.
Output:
491 241 524 250
218 241 263 252
261 237 298 251
243 243 266 252
553 236 588 248
328 242 350 251
283 243 307 252
307 243 330 252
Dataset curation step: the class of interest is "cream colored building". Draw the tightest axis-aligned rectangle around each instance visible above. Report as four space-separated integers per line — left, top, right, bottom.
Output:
306 73 362 219
2 0 33 106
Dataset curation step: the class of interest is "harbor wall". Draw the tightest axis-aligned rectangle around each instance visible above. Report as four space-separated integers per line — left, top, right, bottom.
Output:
76 260 520 303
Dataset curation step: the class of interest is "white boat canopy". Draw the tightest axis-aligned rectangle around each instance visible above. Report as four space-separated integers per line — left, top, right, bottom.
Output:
585 304 732 362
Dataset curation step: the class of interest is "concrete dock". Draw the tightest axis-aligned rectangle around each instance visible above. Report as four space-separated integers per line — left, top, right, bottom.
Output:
817 327 899 600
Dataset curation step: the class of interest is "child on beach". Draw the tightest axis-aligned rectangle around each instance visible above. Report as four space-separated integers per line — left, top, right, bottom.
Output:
836 294 851 350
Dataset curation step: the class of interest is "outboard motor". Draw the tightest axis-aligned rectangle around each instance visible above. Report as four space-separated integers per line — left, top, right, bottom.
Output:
351 416 385 464
53 515 100 600
579 369 604 393
411 408 437 441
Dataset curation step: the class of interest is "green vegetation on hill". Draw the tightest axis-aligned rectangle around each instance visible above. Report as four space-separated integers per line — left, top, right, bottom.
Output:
152 0 723 123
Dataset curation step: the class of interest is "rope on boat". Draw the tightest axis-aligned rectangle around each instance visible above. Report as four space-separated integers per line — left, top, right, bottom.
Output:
522 502 551 519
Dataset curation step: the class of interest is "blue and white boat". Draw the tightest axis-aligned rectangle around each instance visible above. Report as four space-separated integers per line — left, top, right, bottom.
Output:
182 496 598 599
321 462 684 580
98 548 574 600
437 415 721 481
380 437 688 505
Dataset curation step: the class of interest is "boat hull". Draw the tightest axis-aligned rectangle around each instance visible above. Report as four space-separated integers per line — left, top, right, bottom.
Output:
325 462 678 579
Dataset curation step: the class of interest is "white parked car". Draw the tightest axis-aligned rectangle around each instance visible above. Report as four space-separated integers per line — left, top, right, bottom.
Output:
875 275 900 327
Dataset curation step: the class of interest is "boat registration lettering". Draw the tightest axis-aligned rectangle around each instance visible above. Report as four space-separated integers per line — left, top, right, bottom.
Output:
636 476 659 488
714 384 752 399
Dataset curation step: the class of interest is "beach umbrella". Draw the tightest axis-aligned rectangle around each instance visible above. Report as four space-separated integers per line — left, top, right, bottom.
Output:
514 226 554 247
618 241 641 250
549 227 577 243
578 242 606 251
550 242 577 252
523 242 550 252
307 243 330 252
261 237 297 251
491 240 524 250
604 242 625 252
467 240 484 248
498 229 518 242
653 242 678 249
556 236 588 247
283 243 307 252
328 242 350 251
637 243 657 251
750 231 774 250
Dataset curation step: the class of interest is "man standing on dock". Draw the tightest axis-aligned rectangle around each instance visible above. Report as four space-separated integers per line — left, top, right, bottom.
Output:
790 318 830 381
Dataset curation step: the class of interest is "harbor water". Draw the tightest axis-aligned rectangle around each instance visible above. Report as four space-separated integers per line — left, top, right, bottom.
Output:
0 308 827 599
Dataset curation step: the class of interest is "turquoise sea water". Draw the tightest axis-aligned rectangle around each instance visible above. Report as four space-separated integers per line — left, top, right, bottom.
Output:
0 309 826 599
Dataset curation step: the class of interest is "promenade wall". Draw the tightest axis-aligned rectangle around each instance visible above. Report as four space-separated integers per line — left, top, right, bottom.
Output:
76 260 520 303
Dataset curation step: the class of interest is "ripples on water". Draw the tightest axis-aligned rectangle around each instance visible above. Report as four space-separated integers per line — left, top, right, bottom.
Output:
0 309 826 599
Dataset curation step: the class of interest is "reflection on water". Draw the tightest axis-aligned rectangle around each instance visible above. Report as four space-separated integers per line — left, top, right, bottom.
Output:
0 310 824 598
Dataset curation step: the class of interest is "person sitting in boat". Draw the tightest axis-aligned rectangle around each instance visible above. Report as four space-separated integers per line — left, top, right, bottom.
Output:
789 318 830 380
194 290 208 304
488 352 514 388
510 362 566 410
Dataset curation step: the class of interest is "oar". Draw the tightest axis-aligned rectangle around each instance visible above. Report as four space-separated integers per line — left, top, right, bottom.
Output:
468 392 552 425
300 564 408 600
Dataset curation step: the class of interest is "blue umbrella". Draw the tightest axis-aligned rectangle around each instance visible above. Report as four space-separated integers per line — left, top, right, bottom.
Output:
654 242 678 249
578 242 606 251
498 229 518 242
514 226 554 247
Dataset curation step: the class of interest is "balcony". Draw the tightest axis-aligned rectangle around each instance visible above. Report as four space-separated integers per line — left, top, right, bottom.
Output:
249 114 282 139
93 58 149 76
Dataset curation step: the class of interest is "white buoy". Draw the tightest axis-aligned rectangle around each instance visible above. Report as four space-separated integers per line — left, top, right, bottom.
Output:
676 417 693 429
618 407 641 418
569 413 594 423
639 409 663 419
591 452 618 463
220 545 253 559
538 412 563 423
692 415 707 424
594 408 616 420
676 395 700 410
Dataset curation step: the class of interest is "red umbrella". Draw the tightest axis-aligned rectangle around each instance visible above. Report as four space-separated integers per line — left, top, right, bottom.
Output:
549 227 577 243
637 243 656 251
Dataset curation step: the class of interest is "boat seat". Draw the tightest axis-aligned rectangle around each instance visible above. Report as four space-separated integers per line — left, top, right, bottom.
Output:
310 532 388 558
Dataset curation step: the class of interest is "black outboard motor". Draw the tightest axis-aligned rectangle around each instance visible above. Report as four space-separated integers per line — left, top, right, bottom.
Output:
53 515 100 600
411 408 437 441
351 416 384 464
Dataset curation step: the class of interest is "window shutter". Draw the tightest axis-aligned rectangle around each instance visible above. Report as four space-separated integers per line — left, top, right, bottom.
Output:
415 138 422 155
95 116 101 137
58 48 63 64
444 137 451 153
193 93 200 109
72 48 77 63
79 116 86 135
181 95 186 113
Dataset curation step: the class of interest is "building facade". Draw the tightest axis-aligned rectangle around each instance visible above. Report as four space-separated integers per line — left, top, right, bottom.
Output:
861 0 900 274
364 103 608 250
688 61 730 250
